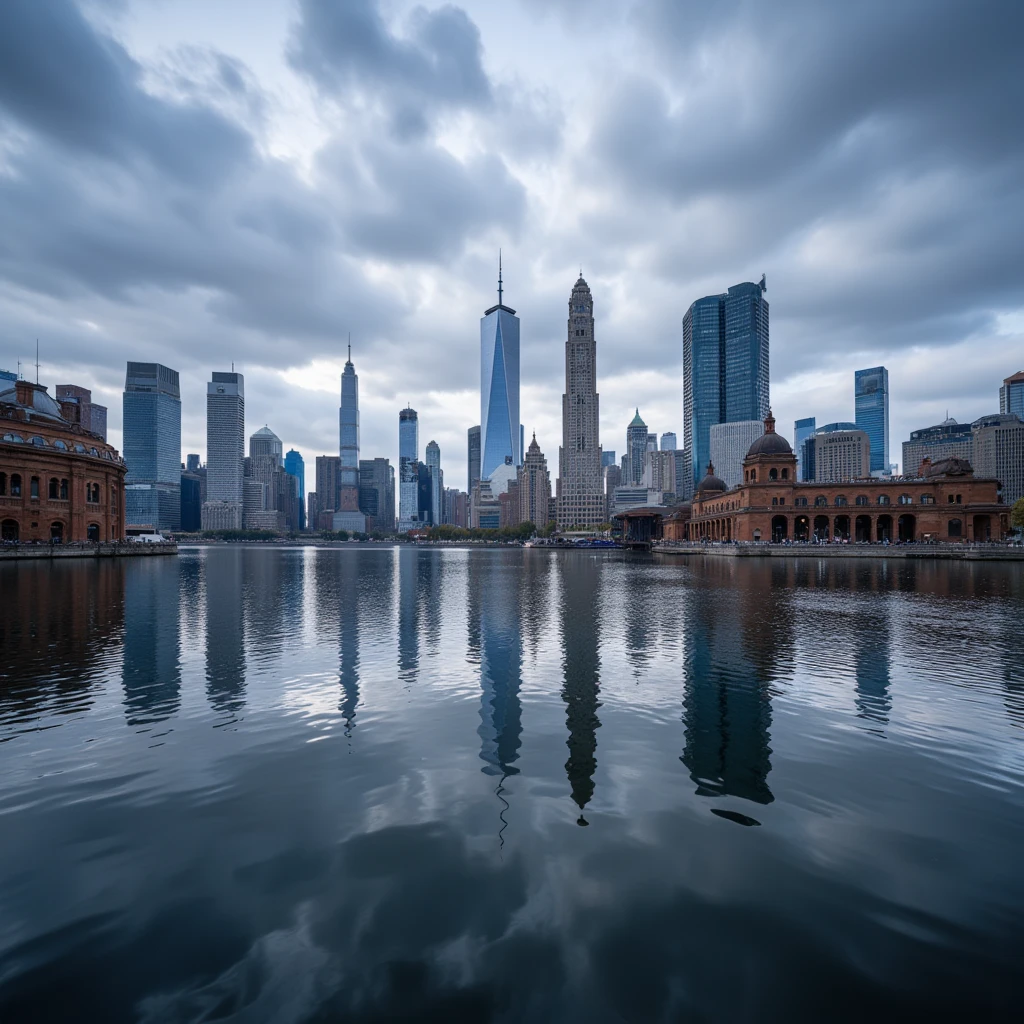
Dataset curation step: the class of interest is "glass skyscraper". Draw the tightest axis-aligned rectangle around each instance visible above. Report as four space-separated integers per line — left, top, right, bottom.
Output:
794 416 816 480
284 449 305 530
425 440 442 527
123 362 181 530
854 366 889 474
480 261 521 479
683 278 769 498
626 410 648 486
468 425 481 495
339 346 359 490
1000 371 1024 418
203 371 245 530
398 406 419 527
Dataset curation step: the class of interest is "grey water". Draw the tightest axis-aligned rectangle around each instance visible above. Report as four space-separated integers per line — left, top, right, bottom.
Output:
1 547 1022 1022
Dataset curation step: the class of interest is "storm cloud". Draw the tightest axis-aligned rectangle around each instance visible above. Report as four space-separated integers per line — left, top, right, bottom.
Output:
0 0 1021 483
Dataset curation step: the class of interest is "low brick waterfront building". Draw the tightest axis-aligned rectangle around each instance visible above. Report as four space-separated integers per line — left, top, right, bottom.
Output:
688 412 1008 544
1 379 126 544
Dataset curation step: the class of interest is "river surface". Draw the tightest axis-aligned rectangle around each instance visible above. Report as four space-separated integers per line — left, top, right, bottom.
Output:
1 546 1022 1022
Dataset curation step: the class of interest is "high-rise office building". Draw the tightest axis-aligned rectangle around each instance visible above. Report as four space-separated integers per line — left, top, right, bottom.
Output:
794 416 816 480
203 370 244 529
180 472 202 531
811 428 871 482
358 458 395 532
249 426 282 461
284 449 305 530
425 440 442 527
56 384 108 440
660 432 677 452
709 420 762 490
682 277 769 498
800 421 857 481
123 362 181 530
1000 371 1024 418
340 345 359 489
518 433 552 526
557 275 605 527
972 413 1024 505
185 453 201 473
315 455 341 522
468 425 481 494
399 406 419 529
480 259 521 479
901 418 974 477
601 450 617 468
855 366 889 474
626 410 648 486
647 432 658 452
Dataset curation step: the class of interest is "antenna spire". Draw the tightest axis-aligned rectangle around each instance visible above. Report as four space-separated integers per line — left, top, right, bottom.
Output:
498 250 503 306
348 332 352 363
35 339 40 384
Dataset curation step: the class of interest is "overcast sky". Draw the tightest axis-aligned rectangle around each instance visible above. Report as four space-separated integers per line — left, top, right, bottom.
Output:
2 0 1022 488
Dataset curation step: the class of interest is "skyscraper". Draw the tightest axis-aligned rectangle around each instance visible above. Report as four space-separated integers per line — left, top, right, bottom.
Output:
709 420 762 490
660 432 677 452
518 433 552 526
626 410 648 486
339 345 359 490
854 366 889 474
557 275 605 527
1000 371 1024 418
794 416 816 480
203 371 244 530
284 449 305 530
468 425 481 494
358 458 395 532
682 277 769 498
480 258 521 479
398 406 419 529
425 440 442 527
123 362 181 530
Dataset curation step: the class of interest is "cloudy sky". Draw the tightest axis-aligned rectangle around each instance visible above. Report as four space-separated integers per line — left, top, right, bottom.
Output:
2 0 1022 488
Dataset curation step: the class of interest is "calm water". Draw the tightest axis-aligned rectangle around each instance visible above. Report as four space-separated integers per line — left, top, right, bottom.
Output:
1 547 1023 1022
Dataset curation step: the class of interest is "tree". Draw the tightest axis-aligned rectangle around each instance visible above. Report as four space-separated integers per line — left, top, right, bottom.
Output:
1012 497 1024 532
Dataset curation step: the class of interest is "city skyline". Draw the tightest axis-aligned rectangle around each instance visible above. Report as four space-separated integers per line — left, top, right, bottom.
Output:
2 2 1020 494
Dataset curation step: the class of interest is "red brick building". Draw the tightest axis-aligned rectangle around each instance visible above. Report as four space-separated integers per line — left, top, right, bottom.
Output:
687 412 1008 544
1 379 126 544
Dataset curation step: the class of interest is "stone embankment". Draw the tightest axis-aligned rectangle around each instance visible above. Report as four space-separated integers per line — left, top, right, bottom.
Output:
655 542 1024 562
0 542 178 561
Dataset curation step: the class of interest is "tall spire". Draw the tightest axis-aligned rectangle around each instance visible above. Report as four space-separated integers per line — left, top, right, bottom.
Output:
498 249 503 306
347 332 352 364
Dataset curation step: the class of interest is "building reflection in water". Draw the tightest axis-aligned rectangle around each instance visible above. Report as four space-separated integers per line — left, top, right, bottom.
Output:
122 558 181 726
853 576 892 732
397 548 419 684
681 563 776 806
560 554 603 825
470 554 523 779
204 547 246 718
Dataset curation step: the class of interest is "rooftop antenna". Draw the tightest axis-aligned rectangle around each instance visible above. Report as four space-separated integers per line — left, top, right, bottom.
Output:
35 339 40 384
348 332 351 363
232 361 235 372
498 250 503 306
17 359 22 379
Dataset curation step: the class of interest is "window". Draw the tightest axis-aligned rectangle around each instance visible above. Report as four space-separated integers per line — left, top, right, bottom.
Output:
60 479 68 500
815 495 827 507
4 433 24 443
30 477 39 499
947 494 954 504
948 518 962 538
781 468 789 480
899 493 913 505
778 497 785 506
10 474 21 496
53 440 67 450
855 495 868 506
956 494 962 504
30 436 45 446
769 468 778 481
878 495 890 506
89 448 98 456
87 523 100 542
794 496 808 507
772 497 778 506
87 483 100 503
835 495 848 507
0 472 5 495
920 494 935 505
750 470 757 482
49 478 59 499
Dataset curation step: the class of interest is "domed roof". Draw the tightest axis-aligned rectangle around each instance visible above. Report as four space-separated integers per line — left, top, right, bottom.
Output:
697 462 726 494
745 410 793 458
0 380 65 423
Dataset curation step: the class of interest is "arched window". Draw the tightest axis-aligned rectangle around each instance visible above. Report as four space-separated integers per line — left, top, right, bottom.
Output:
920 494 935 505
878 495 890 506
855 495 868 506
898 493 913 505
948 518 962 538
769 468 778 481
87 523 100 542
30 435 45 446
794 497 808 507
53 440 67 450
60 479 68 500
782 468 789 480
0 472 5 496
49 478 59 499
835 495 848 507
10 474 21 496
814 495 827 507
3 433 24 443
89 447 98 457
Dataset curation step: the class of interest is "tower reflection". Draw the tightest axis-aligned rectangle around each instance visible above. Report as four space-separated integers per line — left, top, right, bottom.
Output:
681 564 775 806
122 558 181 726
560 554 602 824
397 547 419 683
204 547 246 718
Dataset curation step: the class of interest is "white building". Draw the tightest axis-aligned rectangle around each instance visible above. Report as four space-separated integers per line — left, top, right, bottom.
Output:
709 420 763 490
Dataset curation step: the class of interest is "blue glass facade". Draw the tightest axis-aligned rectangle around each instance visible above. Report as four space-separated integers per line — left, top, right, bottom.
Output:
480 295 520 480
284 449 305 530
854 366 889 473
123 362 181 530
1000 372 1024 418
683 281 768 496
794 416 816 481
339 353 359 489
399 407 419 525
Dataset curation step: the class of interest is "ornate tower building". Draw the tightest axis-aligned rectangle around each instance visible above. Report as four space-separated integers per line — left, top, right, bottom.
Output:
557 275 605 527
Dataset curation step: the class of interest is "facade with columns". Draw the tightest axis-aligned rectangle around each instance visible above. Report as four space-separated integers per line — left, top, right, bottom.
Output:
688 413 1008 544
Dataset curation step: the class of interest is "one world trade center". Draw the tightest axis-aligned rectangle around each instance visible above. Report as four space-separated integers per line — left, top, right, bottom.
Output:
480 256 521 480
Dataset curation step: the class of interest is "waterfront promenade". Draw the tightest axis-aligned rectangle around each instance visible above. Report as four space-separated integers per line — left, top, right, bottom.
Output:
656 541 1024 562
0 541 177 561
